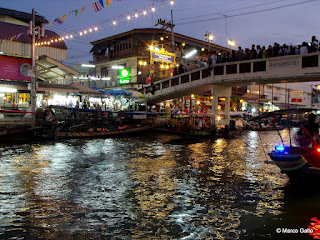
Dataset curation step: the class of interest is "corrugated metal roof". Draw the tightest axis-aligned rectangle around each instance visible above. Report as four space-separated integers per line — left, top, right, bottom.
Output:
0 21 67 50
0 7 48 25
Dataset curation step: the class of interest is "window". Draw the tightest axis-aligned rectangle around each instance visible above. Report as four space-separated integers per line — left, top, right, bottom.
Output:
101 67 108 77
133 39 136 48
126 42 129 49
120 44 123 51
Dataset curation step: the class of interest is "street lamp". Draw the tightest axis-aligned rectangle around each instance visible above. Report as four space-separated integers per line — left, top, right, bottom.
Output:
228 39 235 48
205 32 214 53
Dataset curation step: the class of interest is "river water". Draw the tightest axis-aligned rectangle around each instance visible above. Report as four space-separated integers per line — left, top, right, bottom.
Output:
0 130 319 240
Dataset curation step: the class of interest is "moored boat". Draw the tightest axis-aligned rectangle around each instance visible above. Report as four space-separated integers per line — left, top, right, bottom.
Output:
54 125 153 139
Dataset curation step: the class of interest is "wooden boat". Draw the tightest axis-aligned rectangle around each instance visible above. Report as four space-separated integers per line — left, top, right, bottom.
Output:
269 146 320 184
264 108 320 184
55 125 153 139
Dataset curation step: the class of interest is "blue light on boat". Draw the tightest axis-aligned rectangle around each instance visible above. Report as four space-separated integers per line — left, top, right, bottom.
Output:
275 145 285 152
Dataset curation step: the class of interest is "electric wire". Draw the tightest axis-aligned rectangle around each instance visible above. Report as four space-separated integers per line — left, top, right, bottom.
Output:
175 0 319 26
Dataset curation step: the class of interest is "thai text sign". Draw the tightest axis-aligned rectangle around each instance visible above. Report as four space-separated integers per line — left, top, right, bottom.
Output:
0 55 31 81
151 49 175 63
290 90 303 103
269 58 299 70
119 68 130 84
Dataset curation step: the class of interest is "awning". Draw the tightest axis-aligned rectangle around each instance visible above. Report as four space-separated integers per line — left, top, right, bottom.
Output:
70 82 101 94
37 55 79 82
246 100 263 108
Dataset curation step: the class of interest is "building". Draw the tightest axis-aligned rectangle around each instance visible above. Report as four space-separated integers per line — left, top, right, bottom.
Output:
0 7 81 109
90 28 230 89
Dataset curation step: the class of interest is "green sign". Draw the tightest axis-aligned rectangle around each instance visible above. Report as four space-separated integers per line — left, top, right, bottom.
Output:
119 68 130 84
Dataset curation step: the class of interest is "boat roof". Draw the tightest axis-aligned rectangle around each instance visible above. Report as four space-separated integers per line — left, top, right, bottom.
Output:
249 108 319 121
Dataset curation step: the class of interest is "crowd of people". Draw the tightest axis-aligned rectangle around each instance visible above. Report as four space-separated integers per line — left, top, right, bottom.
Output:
208 36 319 66
172 36 319 75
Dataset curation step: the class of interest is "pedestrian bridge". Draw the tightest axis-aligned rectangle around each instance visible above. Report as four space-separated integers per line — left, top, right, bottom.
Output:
145 52 320 104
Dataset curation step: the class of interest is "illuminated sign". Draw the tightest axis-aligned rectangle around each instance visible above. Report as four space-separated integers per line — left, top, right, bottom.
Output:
119 68 130 84
150 48 175 63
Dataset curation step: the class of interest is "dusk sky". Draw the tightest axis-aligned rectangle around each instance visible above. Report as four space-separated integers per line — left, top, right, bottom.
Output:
2 0 320 65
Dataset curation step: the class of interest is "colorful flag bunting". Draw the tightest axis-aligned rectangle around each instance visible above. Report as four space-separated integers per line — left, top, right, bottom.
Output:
105 0 112 7
54 18 64 24
48 21 53 27
99 0 104 8
92 2 103 12
74 10 78 16
80 6 86 13
62 14 67 20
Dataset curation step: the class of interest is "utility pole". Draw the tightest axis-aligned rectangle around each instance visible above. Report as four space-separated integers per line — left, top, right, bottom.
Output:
155 17 175 53
29 9 44 128
30 9 37 128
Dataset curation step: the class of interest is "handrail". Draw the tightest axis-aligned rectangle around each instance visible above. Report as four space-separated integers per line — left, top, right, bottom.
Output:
145 51 320 96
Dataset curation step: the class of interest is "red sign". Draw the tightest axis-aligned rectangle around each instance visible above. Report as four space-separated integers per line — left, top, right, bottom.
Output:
0 55 31 81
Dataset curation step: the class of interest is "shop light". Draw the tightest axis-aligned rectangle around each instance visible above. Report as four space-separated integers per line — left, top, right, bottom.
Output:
0 52 4 54
0 93 4 97
217 115 221 121
101 77 111 80
138 71 142 75
82 64 95 68
155 47 160 51
149 46 154 51
184 49 197 58
111 65 124 69
0 87 17 93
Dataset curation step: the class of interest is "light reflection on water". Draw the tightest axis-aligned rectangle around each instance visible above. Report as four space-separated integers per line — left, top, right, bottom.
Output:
0 129 318 239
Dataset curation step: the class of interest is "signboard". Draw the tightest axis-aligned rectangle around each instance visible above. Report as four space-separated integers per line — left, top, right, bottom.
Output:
290 90 303 103
150 48 175 63
0 55 31 81
269 58 299 70
119 68 130 84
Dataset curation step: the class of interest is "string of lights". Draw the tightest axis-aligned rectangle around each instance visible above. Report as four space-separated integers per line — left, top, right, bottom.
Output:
35 0 175 47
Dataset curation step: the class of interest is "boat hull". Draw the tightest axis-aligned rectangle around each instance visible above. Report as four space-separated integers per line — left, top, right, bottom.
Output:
268 151 320 184
55 126 153 139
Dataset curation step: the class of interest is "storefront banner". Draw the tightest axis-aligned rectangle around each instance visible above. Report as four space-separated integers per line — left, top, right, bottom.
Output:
290 90 303 103
0 55 31 81
151 49 175 63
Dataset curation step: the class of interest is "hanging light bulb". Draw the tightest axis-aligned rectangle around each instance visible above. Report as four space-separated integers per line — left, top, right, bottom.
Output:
79 32 83 36
127 15 131 20
65 36 69 39
70 35 73 39
113 20 117 25
89 28 93 32
84 30 87 34
135 13 139 18
170 1 174 5
151 7 155 12
94 27 98 31
143 10 147 15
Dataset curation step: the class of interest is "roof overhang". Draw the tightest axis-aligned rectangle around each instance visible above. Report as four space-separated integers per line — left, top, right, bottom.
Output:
37 55 79 82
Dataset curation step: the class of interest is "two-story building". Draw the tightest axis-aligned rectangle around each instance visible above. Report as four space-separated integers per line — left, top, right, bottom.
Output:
90 28 230 89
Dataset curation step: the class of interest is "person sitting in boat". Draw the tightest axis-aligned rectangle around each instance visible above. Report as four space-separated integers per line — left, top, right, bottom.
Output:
296 113 319 147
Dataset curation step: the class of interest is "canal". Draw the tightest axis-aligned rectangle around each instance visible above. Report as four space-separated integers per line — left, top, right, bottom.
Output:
0 130 319 239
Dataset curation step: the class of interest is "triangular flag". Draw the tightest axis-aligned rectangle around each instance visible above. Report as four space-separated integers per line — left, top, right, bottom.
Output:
80 6 86 13
105 0 112 7
48 21 53 27
10 36 14 41
0 40 3 46
62 15 67 20
92 2 103 12
74 10 78 16
99 0 104 8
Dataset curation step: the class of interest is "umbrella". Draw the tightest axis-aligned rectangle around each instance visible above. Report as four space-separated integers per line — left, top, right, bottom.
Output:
131 91 146 99
91 87 105 94
104 88 131 96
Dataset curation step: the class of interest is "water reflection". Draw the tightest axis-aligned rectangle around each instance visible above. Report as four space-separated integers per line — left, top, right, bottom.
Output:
0 130 317 239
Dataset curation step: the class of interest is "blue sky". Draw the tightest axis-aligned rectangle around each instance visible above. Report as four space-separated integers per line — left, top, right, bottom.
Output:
2 0 320 65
